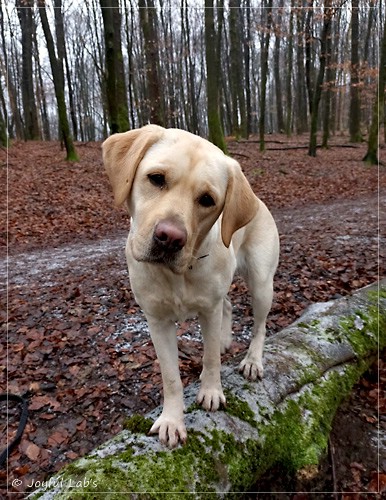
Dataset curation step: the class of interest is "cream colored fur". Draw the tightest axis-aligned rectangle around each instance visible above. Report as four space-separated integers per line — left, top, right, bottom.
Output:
102 125 279 448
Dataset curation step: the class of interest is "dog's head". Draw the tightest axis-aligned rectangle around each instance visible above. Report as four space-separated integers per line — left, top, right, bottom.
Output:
102 125 258 273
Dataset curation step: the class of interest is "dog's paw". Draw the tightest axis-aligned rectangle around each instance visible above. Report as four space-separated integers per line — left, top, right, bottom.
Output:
149 414 187 448
197 386 226 412
238 357 264 381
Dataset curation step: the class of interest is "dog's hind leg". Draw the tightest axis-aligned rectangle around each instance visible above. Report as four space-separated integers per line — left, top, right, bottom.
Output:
238 275 274 380
220 296 232 354
197 302 226 411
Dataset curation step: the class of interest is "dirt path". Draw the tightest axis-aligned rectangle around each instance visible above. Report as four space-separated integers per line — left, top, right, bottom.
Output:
4 192 383 299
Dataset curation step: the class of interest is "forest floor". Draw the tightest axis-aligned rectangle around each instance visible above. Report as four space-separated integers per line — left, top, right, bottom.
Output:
1 134 386 498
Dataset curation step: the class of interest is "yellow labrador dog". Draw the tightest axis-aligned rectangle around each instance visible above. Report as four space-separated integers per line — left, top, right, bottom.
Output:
102 125 279 448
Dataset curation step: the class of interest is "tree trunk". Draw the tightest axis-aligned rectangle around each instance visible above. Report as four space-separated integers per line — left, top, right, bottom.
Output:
259 0 273 152
349 0 362 142
138 0 164 127
308 1 333 157
159 0 177 128
33 27 51 141
285 0 295 136
123 0 136 129
273 0 285 134
16 0 40 140
243 0 252 137
54 0 78 141
0 73 7 145
181 0 199 134
100 0 130 133
205 0 227 152
37 0 78 161
229 0 247 139
295 0 308 134
304 2 314 116
322 10 334 148
0 106 6 146
363 13 386 165
29 281 386 498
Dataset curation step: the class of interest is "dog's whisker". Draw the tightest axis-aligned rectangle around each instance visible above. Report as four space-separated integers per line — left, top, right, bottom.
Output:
191 252 209 261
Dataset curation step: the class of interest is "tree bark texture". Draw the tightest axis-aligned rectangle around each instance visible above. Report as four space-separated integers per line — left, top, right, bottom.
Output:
37 0 78 161
54 0 78 141
16 0 40 140
295 2 308 134
138 0 164 127
363 13 386 165
349 0 362 143
229 0 247 139
258 0 273 152
308 1 332 157
205 0 227 153
273 0 285 134
285 0 295 136
100 0 130 133
30 281 385 499
322 7 334 148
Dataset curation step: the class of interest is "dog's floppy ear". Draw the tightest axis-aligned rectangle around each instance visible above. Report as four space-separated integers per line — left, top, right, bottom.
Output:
221 158 259 248
102 124 165 207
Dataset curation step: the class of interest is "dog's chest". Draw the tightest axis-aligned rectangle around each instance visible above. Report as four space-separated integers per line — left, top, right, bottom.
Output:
131 268 222 321
164 294 199 321
149 277 208 321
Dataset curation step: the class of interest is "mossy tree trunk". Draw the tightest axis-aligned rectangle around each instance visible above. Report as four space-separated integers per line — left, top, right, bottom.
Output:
100 0 130 134
322 12 334 149
54 0 78 141
308 0 333 157
37 0 78 162
363 13 386 165
30 281 386 499
205 0 227 154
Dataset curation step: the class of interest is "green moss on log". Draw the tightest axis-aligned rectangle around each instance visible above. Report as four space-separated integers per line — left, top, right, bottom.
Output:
223 390 258 428
123 414 153 434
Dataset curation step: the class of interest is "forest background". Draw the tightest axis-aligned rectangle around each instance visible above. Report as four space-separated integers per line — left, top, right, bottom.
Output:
0 0 384 162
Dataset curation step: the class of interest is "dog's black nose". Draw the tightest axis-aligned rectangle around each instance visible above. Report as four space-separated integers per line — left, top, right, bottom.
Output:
153 220 187 252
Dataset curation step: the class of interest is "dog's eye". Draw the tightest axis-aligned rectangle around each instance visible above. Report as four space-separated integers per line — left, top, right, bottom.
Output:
198 193 215 207
148 173 166 188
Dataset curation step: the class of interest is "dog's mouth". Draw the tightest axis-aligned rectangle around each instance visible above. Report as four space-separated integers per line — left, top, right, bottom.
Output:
132 218 191 274
136 246 188 274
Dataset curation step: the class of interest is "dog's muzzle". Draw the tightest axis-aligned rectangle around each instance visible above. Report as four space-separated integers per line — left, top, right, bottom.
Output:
150 218 187 262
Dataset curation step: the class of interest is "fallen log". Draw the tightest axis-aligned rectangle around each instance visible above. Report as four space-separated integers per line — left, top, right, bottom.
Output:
31 280 385 499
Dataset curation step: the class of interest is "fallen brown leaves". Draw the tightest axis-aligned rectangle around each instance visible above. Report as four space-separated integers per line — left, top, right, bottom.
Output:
337 357 386 496
1 136 385 496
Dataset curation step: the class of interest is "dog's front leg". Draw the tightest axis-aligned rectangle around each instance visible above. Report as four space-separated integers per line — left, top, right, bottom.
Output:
147 317 186 448
197 303 226 411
